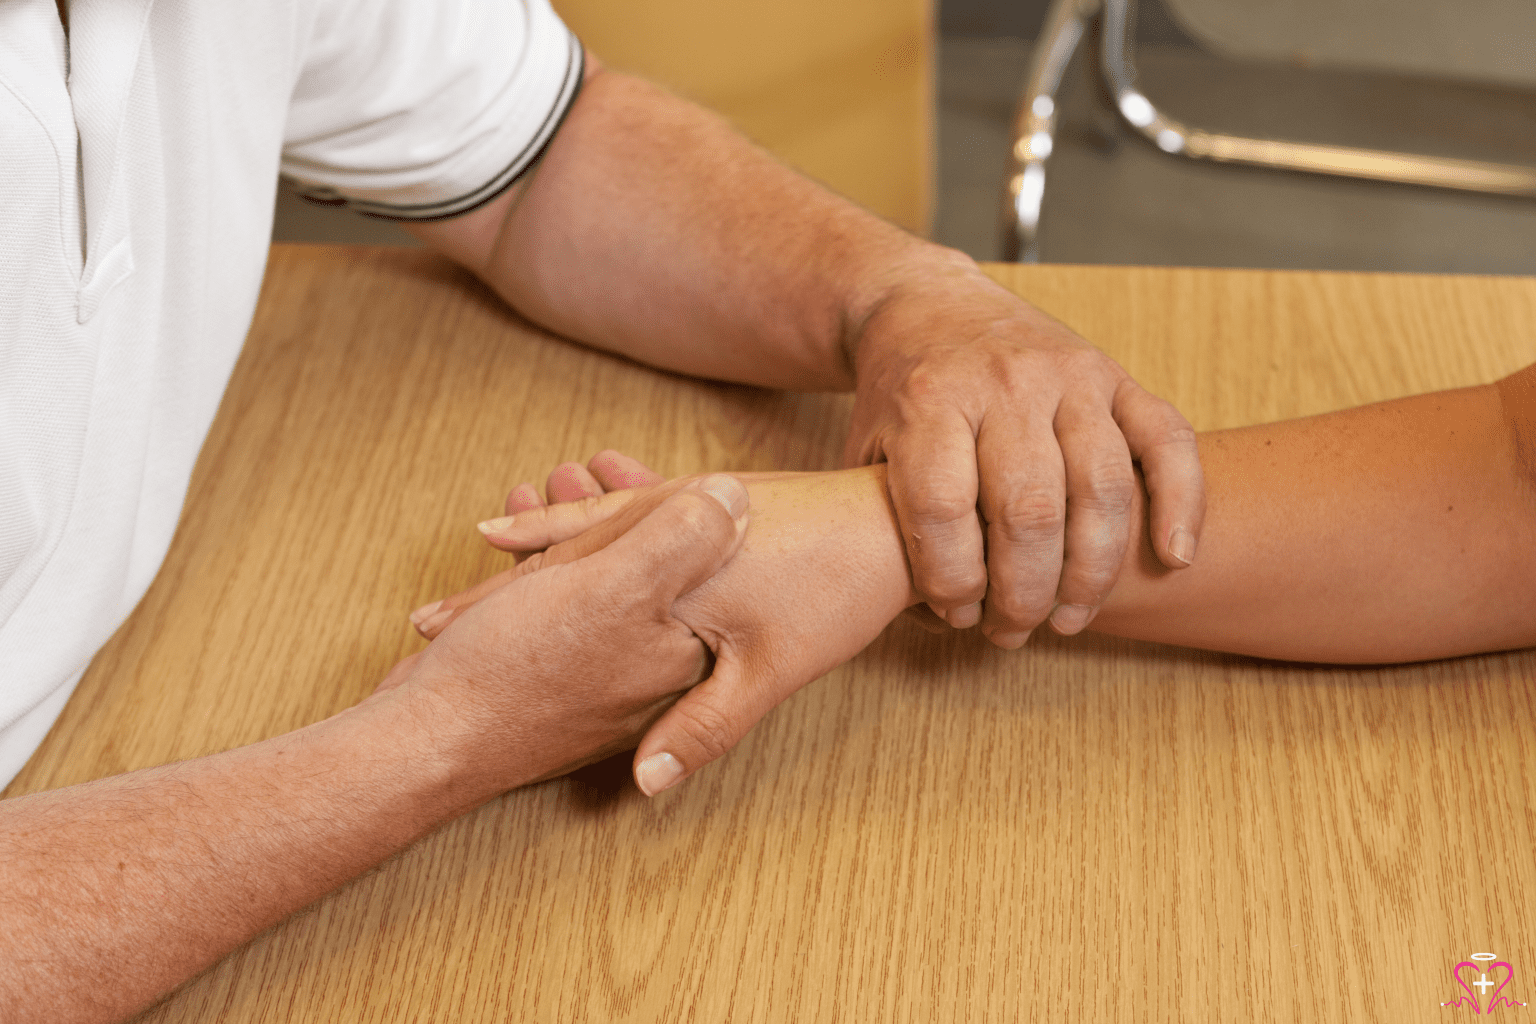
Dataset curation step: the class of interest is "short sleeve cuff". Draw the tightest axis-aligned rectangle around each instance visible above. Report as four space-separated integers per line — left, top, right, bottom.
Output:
281 0 584 222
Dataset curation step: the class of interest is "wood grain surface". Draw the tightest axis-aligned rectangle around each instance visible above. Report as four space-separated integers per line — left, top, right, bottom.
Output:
9 246 1536 1022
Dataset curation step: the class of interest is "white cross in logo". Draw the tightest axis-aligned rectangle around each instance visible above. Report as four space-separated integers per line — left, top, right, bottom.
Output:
1474 973 1496 996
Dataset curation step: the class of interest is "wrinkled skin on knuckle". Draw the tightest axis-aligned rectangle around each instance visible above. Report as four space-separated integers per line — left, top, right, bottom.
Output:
572 491 609 519
899 479 976 528
986 493 1065 547
1062 343 1124 383
670 694 736 765
977 345 1044 400
871 336 990 419
948 348 1105 435
922 563 987 608
1058 540 1124 604
1074 462 1137 517
1149 420 1199 454
884 373 965 438
896 359 954 405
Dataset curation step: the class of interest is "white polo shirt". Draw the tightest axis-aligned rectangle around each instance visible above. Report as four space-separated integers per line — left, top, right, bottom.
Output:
0 0 582 787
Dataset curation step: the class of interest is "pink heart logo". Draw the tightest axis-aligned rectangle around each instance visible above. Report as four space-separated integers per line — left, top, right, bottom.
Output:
1486 962 1525 1014
1452 961 1484 1013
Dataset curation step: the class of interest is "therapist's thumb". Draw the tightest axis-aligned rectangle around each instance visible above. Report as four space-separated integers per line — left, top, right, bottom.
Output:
631 654 782 797
585 473 751 610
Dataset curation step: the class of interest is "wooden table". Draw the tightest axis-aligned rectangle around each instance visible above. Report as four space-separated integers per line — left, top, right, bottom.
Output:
9 246 1536 1022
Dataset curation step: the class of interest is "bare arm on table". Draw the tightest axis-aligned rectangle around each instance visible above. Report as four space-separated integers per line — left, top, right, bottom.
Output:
0 483 749 1024
420 364 1536 792
407 50 1206 647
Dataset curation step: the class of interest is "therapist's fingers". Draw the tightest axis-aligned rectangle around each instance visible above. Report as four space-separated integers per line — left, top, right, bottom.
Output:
1113 379 1206 569
884 418 987 627
976 403 1066 648
588 449 665 492
1046 396 1136 636
546 462 604 503
414 477 713 638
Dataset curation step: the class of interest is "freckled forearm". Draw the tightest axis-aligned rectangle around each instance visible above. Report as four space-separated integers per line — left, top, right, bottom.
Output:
762 384 1535 663
1091 382 1536 662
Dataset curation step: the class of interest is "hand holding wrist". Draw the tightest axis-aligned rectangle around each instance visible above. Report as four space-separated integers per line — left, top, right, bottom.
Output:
377 478 751 804
446 465 919 794
839 253 1205 647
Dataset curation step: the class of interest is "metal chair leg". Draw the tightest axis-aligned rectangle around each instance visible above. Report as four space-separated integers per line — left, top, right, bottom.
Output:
1003 0 1102 263
1099 0 1536 198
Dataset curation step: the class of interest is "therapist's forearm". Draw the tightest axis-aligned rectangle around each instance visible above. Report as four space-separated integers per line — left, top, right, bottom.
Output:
1092 375 1536 662
0 691 462 1024
412 61 936 391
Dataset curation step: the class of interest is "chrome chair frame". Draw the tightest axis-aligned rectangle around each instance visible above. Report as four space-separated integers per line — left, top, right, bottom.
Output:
1004 0 1536 262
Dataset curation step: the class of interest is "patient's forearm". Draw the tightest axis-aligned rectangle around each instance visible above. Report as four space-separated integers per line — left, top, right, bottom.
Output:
473 372 1536 666
749 378 1536 663
1091 377 1536 662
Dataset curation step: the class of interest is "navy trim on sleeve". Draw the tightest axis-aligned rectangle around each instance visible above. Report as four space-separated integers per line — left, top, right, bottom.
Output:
296 34 585 223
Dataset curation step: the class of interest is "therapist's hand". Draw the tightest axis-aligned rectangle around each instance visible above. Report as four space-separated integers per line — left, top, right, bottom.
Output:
843 255 1204 647
417 467 916 797
392 475 751 798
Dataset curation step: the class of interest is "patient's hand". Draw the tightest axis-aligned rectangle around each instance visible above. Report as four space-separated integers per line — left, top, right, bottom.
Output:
416 465 918 795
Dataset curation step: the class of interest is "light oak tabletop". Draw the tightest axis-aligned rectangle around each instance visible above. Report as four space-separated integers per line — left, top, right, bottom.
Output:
10 246 1536 1022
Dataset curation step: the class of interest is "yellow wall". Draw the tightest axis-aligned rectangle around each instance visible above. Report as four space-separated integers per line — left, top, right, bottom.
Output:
552 0 934 235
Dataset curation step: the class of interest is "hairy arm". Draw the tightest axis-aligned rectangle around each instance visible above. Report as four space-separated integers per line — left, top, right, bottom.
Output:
407 55 882 391
0 688 460 1023
0 482 748 1023
408 50 1207 649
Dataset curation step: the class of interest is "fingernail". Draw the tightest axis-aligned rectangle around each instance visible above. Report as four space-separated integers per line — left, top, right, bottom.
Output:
1049 604 1095 635
948 602 982 629
1168 525 1196 566
635 752 685 796
409 599 442 628
698 475 748 519
419 607 453 635
477 515 516 536
991 630 1032 650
